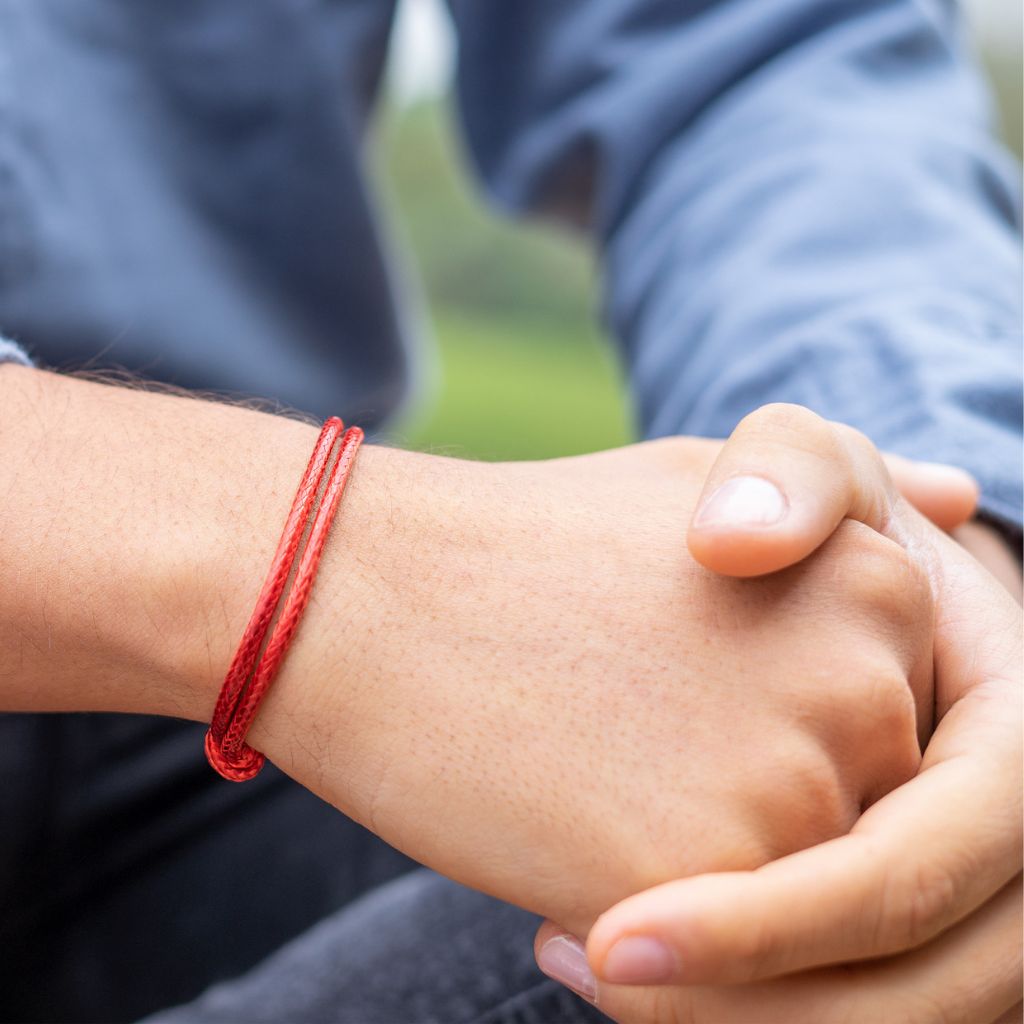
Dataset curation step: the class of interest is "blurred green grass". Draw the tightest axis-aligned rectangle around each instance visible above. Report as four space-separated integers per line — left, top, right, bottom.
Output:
394 310 633 461
378 47 1020 462
377 100 634 461
986 50 1022 157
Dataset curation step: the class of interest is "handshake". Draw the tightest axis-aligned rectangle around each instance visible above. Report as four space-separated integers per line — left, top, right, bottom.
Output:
0 368 1020 1023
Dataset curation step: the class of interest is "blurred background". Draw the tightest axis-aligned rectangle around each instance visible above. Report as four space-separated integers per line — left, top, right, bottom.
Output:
378 0 1023 461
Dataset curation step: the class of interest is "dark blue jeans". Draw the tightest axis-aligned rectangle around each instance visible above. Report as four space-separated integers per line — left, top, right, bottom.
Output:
146 869 604 1024
0 713 604 1023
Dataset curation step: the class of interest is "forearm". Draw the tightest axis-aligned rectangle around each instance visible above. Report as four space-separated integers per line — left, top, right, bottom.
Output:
0 366 944 936
0 364 389 786
451 0 1022 533
0 363 518 848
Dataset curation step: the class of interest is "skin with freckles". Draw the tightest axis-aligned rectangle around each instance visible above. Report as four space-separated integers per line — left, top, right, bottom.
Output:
0 367 945 941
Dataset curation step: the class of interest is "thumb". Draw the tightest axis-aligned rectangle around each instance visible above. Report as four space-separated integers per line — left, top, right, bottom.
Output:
687 404 976 577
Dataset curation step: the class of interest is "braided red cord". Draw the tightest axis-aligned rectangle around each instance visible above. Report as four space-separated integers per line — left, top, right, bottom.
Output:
205 419 364 781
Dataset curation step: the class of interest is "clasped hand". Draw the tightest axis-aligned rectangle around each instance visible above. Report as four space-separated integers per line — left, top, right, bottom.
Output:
244 400 1018 1023
527 405 1022 1024
4 369 1015 1022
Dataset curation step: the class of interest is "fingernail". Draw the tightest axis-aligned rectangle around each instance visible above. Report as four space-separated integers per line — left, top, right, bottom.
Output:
537 934 597 1004
694 475 788 528
601 936 676 985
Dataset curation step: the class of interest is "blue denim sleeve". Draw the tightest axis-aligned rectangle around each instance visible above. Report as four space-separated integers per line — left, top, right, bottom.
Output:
448 0 1023 531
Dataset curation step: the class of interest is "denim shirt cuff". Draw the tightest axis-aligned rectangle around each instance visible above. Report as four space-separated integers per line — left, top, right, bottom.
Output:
0 336 32 366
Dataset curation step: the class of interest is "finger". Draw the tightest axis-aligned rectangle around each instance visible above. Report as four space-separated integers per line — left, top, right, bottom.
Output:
804 875 1023 1024
588 733 1021 987
537 879 1022 1023
883 452 979 531
535 920 599 1007
587 529 1023 986
587 876 1022 1024
687 403 970 577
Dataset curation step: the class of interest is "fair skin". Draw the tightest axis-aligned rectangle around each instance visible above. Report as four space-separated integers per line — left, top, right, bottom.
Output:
534 412 1022 1023
0 366 1018 1016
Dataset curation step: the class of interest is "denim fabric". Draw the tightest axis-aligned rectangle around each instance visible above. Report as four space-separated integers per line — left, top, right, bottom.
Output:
0 714 415 1023
0 713 605 1023
144 870 609 1024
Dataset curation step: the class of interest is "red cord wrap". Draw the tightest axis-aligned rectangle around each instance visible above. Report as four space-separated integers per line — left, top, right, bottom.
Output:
205 417 364 782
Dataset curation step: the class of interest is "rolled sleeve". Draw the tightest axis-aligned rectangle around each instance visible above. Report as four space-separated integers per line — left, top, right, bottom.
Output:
448 0 1023 532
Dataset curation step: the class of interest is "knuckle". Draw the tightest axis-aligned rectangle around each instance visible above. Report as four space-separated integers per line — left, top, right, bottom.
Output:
743 737 856 860
724 908 781 981
602 988 678 1024
895 992 954 1024
898 546 933 620
830 422 892 523
854 659 918 742
659 991 699 1024
829 522 933 628
903 861 960 947
879 857 960 951
736 402 832 446
772 746 855 850
815 654 921 799
883 550 933 641
830 421 879 464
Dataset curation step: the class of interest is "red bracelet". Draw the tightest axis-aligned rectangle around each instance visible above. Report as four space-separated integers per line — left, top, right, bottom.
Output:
205 417 364 782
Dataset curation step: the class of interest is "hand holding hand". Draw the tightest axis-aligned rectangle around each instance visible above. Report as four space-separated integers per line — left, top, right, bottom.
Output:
534 406 1021 1024
257 411 960 934
0 371 981 959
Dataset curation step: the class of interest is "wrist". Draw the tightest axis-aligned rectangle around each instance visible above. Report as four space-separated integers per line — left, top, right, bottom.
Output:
0 365 331 724
0 360 438 827
244 441 474 816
